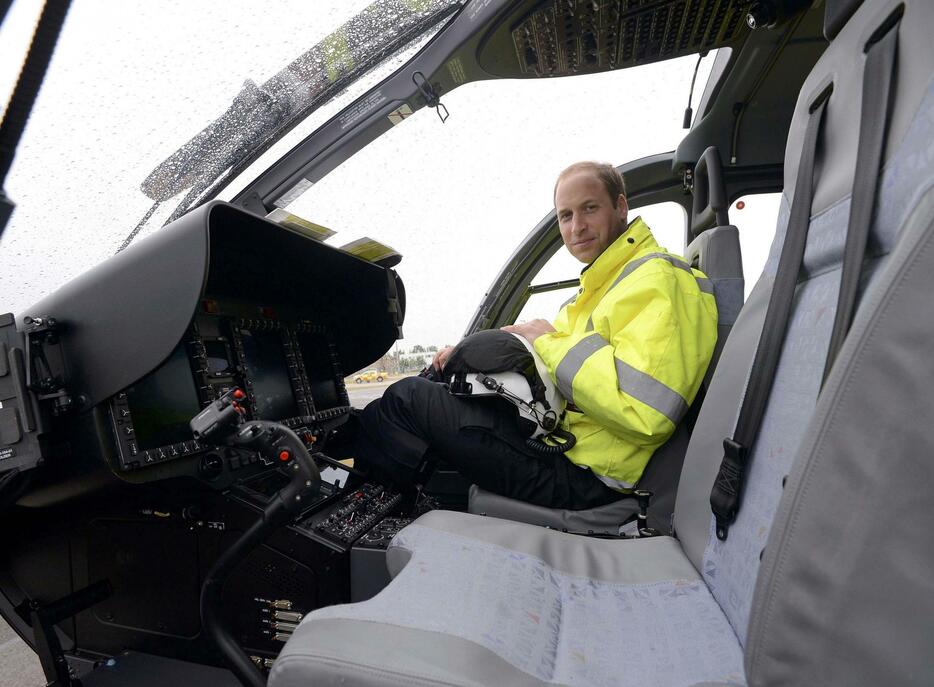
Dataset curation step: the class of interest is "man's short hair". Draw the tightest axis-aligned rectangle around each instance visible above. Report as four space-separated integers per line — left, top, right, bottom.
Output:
554 162 627 206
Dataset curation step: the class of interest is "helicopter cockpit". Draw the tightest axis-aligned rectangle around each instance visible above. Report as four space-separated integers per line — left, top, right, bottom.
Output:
1 0 933 685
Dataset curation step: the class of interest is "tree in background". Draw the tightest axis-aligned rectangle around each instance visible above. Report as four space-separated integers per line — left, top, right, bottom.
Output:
357 343 444 377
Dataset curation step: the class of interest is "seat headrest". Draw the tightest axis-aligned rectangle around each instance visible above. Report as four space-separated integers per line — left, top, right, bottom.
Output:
824 0 864 40
690 146 730 238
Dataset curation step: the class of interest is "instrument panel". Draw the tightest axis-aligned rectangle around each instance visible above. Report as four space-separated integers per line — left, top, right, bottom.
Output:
109 297 350 472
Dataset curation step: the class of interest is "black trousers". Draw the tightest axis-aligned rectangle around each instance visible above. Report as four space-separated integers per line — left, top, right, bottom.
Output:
354 376 624 510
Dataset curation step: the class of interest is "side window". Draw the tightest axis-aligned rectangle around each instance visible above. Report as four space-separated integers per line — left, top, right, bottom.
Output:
732 192 782 297
515 201 687 323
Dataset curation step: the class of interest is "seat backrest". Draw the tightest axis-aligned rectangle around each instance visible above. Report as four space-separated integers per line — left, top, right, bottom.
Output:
631 148 744 530
745 1 934 681
684 226 743 332
671 0 934 650
685 146 745 385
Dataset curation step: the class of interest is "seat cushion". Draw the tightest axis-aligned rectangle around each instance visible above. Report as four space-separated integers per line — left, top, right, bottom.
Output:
467 484 638 535
270 511 745 687
466 407 695 535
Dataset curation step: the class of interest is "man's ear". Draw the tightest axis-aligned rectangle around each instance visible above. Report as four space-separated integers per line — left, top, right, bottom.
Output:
616 194 629 224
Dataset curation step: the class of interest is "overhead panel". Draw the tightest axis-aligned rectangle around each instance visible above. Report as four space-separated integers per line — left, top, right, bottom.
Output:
511 0 752 77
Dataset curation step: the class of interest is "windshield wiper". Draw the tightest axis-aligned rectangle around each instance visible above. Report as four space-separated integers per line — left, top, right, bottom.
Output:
118 0 461 253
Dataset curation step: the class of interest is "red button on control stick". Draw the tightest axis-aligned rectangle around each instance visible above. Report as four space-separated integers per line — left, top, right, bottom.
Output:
278 450 291 462
233 389 245 400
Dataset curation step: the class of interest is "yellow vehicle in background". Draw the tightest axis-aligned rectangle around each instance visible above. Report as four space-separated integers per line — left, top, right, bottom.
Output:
353 369 385 383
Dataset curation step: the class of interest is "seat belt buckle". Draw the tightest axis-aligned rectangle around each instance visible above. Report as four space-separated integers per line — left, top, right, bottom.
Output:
634 489 661 538
722 438 748 466
710 438 748 541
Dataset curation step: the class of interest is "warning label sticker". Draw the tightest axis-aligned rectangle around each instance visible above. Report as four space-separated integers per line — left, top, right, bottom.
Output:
446 58 466 85
387 104 414 126
0 447 15 462
467 0 494 22
340 90 387 131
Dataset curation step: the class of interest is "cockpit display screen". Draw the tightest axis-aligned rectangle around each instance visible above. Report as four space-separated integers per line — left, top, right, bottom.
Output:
297 332 343 410
240 329 299 421
205 340 233 375
126 343 202 450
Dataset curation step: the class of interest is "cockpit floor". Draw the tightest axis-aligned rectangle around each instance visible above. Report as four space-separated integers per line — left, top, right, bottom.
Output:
82 651 238 687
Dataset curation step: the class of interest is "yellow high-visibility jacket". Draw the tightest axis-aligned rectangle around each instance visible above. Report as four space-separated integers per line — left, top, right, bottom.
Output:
533 217 718 491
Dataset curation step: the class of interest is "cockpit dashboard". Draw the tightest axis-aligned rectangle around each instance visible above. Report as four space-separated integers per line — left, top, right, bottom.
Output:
2 200 404 492
110 302 350 482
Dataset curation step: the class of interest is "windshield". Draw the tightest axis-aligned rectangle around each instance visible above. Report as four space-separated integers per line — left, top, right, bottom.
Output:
1 0 716 357
281 54 715 348
0 0 458 311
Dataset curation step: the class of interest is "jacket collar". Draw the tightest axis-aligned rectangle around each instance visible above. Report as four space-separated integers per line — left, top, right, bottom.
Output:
580 216 657 286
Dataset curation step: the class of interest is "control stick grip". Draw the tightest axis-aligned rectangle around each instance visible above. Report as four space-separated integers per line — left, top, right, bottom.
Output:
229 421 321 522
190 388 247 441
189 388 322 522
191 389 322 687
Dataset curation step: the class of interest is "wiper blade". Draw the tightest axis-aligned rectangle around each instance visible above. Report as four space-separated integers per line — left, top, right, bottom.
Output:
123 0 460 250
140 78 287 202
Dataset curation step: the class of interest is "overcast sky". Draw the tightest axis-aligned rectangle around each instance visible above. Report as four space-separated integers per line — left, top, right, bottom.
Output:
0 1 780 355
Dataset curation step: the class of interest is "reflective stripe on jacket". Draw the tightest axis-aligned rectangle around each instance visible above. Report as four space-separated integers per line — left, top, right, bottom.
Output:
533 217 718 490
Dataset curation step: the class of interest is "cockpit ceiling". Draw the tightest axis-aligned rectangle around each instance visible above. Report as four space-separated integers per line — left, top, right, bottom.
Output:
482 0 755 78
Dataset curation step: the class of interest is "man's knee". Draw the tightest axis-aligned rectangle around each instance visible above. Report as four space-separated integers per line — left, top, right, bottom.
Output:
382 375 440 404
376 376 447 424
356 377 439 472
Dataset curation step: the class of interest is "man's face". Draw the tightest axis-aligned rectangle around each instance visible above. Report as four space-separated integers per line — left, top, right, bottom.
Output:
555 171 629 263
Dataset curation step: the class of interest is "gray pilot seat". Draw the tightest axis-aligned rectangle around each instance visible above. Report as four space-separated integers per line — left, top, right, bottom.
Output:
467 145 744 535
270 1 934 684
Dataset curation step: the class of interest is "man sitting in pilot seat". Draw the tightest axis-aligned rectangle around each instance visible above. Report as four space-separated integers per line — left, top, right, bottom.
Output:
355 161 718 510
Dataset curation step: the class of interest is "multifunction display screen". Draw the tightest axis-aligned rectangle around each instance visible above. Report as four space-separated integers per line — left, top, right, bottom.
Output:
240 329 299 421
116 318 348 470
297 332 343 410
125 343 202 450
204 339 233 375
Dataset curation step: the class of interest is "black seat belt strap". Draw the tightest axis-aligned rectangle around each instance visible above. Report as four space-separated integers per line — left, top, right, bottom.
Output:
822 13 901 383
710 88 831 541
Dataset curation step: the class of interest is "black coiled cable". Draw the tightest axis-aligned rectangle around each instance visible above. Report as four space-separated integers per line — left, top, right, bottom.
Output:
525 427 576 454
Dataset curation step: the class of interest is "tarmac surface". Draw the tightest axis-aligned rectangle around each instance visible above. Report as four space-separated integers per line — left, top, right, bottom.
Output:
344 373 417 409
0 619 43 687
344 377 394 408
